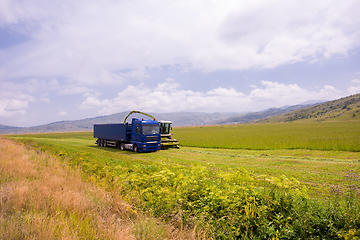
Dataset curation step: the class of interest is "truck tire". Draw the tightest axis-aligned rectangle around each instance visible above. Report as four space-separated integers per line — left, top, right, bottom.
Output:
97 139 101 146
133 144 139 153
120 143 125 151
104 140 107 147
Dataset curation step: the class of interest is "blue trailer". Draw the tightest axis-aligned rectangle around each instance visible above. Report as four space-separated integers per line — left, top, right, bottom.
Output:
94 118 161 153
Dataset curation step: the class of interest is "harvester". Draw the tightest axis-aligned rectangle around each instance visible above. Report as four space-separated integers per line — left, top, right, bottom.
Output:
124 111 180 149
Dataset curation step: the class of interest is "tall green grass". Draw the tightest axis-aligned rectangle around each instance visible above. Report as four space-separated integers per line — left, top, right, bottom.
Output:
174 121 360 151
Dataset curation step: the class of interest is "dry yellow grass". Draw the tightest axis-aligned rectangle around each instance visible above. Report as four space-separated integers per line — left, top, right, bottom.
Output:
0 137 204 240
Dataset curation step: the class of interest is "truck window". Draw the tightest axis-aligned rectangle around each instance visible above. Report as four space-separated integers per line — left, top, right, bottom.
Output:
160 123 170 134
136 125 141 135
142 125 160 135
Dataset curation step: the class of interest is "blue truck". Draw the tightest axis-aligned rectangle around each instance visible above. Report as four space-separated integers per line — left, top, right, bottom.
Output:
94 117 161 153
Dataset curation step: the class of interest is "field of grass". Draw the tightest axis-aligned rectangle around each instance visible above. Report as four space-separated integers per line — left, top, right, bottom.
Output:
3 121 360 239
174 121 360 151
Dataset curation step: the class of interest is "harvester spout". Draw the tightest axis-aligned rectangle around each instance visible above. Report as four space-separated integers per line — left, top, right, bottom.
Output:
123 111 156 123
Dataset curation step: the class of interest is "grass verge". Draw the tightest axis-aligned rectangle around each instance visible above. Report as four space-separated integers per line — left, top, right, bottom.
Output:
0 137 203 239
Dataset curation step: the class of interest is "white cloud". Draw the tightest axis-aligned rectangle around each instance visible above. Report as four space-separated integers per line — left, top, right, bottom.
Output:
58 87 94 95
0 82 36 117
351 79 360 84
0 80 46 118
1 0 359 126
57 111 67 116
1 0 359 80
39 93 50 103
81 79 343 114
4 99 28 111
49 79 59 85
80 92 111 109
250 82 341 108
348 86 360 95
1 78 59 94
348 78 360 94
0 79 55 103
68 68 149 85
250 81 306 101
0 99 28 117
154 78 180 92
0 95 33 117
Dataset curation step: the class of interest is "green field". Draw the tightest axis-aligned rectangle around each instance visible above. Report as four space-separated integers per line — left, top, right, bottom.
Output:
173 121 360 151
6 121 360 239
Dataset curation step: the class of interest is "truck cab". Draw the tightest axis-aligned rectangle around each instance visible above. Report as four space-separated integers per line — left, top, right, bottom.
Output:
130 118 161 152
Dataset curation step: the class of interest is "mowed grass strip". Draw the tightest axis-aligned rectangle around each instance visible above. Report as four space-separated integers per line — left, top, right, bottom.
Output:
8 133 360 197
173 121 360 151
7 125 360 196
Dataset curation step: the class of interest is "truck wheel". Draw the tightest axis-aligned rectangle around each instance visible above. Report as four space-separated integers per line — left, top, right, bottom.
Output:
133 144 139 153
97 139 101 146
104 140 107 147
120 143 125 151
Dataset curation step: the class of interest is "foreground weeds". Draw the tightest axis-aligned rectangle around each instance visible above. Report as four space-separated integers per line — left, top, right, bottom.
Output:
0 138 201 239
10 137 360 239
117 164 360 239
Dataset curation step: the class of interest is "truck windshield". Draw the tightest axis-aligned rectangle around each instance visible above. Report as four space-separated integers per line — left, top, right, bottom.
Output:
142 125 160 135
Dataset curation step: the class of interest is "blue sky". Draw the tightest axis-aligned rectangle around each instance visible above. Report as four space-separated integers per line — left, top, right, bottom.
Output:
0 0 360 127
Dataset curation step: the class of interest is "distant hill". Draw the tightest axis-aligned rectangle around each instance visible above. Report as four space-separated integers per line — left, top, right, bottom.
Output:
2 94 356 135
0 124 21 132
0 112 240 134
214 104 314 125
0 103 312 135
257 93 360 123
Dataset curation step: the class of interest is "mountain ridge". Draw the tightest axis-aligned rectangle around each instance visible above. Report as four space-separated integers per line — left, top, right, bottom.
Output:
0 111 239 134
214 104 315 125
1 94 359 134
256 93 360 123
